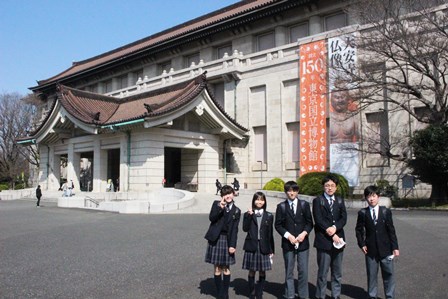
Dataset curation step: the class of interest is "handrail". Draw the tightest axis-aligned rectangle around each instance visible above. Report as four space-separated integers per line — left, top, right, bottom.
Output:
84 196 99 208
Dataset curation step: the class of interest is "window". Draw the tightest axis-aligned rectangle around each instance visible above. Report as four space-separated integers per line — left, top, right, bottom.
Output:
134 69 143 83
217 44 232 59
159 61 172 74
289 23 309 42
286 122 300 162
365 111 390 155
86 84 97 93
210 82 225 108
103 80 112 93
324 12 347 31
253 126 267 163
186 53 200 67
118 74 128 90
257 31 275 51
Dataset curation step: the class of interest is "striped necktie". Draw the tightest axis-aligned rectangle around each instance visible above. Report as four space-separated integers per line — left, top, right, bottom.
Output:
372 208 377 225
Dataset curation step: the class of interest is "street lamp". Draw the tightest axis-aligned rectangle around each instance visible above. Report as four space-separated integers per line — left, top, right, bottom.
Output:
257 160 263 190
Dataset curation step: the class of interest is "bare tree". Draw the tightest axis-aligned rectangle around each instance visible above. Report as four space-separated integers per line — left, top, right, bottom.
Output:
0 92 38 189
331 0 448 199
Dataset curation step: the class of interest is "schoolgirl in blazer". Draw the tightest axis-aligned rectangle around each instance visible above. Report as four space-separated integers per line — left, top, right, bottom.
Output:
242 191 274 299
204 185 240 299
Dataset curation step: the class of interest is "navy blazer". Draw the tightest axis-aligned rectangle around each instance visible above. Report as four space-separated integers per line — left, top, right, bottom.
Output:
242 211 275 254
312 194 347 251
204 200 241 248
275 199 313 251
355 206 399 258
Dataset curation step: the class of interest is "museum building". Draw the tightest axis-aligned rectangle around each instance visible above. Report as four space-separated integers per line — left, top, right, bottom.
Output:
18 0 441 195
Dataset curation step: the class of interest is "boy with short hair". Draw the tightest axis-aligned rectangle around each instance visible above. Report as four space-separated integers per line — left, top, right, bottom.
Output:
275 181 313 299
355 185 400 299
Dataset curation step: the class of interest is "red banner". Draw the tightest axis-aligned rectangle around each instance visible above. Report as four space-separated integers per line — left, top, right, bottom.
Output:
299 41 327 174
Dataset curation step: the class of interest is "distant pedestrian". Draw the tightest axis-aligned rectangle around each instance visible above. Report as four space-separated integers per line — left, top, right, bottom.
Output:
215 179 222 195
355 185 400 299
62 181 68 197
36 185 42 207
106 179 113 192
68 180 74 196
242 191 275 299
231 178 240 196
204 185 241 299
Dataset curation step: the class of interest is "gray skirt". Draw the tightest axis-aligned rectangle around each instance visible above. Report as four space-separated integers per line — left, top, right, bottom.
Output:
242 241 272 271
205 234 236 266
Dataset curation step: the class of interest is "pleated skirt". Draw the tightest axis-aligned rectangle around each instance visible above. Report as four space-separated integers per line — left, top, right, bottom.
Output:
205 234 236 266
242 241 272 271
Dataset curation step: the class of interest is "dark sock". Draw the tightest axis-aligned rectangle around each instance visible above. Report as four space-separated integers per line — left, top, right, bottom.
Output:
222 274 231 299
248 275 255 298
214 274 222 298
257 275 266 299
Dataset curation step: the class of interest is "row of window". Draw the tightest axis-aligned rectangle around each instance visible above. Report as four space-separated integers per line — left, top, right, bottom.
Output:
82 11 347 94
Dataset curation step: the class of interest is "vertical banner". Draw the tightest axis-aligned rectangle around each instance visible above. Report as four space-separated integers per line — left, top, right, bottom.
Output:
328 35 360 186
299 41 327 175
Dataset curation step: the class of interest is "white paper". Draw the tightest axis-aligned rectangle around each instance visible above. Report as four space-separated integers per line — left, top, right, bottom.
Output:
333 238 346 249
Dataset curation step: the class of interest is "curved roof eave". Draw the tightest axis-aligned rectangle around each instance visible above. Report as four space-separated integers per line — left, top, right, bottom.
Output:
143 89 248 140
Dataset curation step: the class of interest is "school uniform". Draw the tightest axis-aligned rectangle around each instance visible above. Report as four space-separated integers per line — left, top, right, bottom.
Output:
242 209 275 271
355 206 399 299
275 198 313 299
312 194 347 299
204 200 241 265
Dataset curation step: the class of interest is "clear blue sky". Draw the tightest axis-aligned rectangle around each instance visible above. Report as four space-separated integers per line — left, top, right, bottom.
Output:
0 0 237 95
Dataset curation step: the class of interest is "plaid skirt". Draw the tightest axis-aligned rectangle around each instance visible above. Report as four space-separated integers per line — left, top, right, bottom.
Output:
242 241 272 271
205 234 236 266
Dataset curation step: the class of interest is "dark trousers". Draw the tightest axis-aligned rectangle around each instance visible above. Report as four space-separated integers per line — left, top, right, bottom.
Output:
36 196 41 206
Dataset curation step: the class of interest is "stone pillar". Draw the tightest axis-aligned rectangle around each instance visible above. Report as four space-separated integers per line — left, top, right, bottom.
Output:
119 133 129 192
275 26 287 46
309 16 321 36
48 146 61 190
67 143 80 191
93 139 107 192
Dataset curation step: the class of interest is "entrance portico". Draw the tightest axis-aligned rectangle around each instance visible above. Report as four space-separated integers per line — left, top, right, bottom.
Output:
18 74 248 193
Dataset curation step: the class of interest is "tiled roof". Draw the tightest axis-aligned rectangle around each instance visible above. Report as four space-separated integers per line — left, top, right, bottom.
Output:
55 73 247 132
34 0 281 87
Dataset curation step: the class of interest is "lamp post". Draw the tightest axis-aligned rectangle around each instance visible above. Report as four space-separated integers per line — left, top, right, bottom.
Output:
257 160 263 190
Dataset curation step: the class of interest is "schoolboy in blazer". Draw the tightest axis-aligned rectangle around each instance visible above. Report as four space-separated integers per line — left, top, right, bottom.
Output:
355 185 399 299
275 181 313 299
312 174 347 299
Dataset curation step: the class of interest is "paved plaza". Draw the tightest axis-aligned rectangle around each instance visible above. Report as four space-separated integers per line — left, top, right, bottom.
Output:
1 194 447 299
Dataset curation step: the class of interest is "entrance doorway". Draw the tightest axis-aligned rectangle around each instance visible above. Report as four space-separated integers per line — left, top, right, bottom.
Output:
80 152 93 191
164 147 181 187
107 149 120 191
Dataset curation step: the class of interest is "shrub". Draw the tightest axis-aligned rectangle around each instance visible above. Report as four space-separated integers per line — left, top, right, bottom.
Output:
14 183 25 190
376 179 398 199
263 178 285 192
0 183 9 191
297 172 349 198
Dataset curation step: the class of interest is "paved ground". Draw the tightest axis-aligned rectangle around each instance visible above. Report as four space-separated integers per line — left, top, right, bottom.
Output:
1 194 447 299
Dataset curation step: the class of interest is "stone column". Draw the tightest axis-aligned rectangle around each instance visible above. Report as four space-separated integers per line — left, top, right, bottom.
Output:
67 142 80 191
93 139 107 192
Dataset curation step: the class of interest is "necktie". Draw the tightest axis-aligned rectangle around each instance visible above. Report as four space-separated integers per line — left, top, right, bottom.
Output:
290 202 295 215
256 211 262 217
226 204 230 212
329 197 334 214
372 208 377 225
